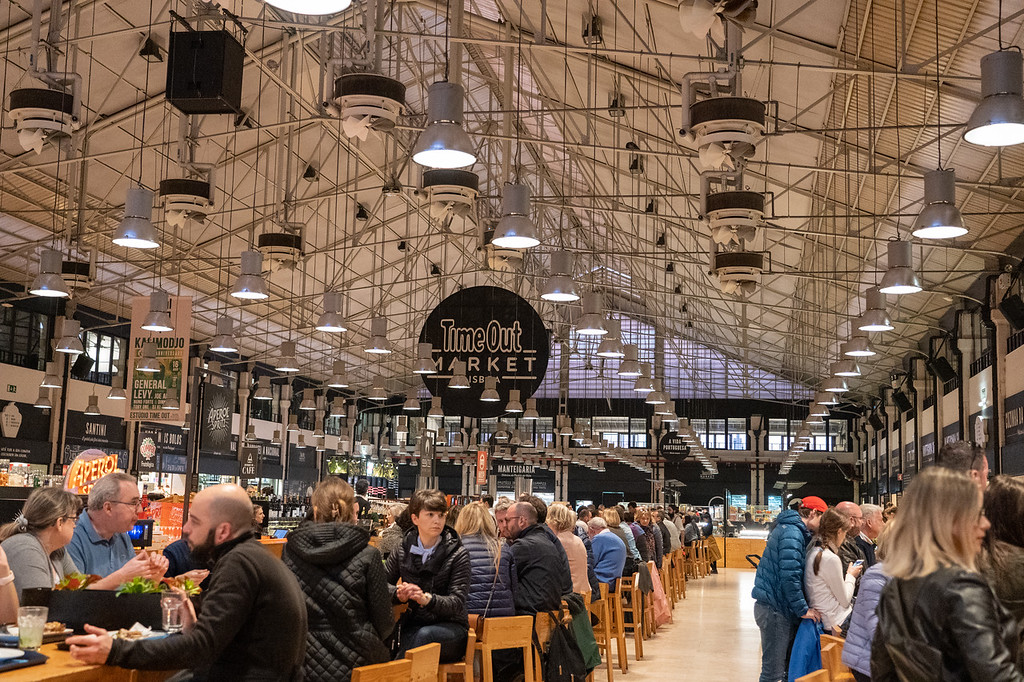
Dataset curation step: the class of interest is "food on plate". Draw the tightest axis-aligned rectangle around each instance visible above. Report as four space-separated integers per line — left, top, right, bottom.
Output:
55 572 101 590
115 628 147 640
43 621 66 634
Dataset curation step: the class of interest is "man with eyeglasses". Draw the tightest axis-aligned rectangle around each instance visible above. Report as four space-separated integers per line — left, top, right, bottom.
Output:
68 472 168 584
836 500 867 576
935 439 990 492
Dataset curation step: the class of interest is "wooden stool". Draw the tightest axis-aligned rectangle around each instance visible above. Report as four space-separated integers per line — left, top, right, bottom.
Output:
642 562 658 638
795 671 830 682
617 575 641 664
404 642 441 682
673 549 687 599
437 624 477 682
352 659 413 682
477 615 534 682
820 634 855 682
531 611 558 680
663 553 677 606
684 544 699 580
698 540 711 576
588 582 615 682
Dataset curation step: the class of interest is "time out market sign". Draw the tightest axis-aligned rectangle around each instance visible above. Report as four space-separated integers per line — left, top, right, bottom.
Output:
419 286 549 419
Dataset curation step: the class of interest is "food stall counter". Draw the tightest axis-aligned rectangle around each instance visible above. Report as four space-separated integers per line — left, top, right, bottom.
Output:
0 643 176 682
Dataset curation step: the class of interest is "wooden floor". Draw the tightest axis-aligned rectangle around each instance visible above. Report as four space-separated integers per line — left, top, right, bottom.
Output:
616 568 762 680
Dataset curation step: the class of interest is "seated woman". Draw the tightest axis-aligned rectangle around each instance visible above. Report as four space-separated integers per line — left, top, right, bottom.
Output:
602 507 639 577
284 477 393 682
805 508 861 636
546 503 591 598
376 503 409 559
453 502 514 617
872 468 1023 680
386 489 471 663
0 487 82 600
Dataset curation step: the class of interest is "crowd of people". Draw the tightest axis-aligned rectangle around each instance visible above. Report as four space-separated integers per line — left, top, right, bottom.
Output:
753 439 1024 682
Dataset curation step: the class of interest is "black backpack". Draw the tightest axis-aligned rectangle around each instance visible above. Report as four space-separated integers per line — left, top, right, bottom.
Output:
534 610 588 682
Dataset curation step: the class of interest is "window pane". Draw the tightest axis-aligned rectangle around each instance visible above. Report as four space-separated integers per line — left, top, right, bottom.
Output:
768 418 788 451
728 418 747 450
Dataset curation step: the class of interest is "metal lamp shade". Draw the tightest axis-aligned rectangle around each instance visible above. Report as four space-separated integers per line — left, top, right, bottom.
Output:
492 184 539 249
113 187 159 249
231 251 269 300
29 248 69 298
209 316 239 353
878 241 922 295
141 291 174 332
412 82 477 169
964 50 1024 147
363 317 392 354
912 169 966 239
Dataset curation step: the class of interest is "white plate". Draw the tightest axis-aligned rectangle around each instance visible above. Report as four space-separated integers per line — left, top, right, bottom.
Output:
0 648 23 659
5 626 72 636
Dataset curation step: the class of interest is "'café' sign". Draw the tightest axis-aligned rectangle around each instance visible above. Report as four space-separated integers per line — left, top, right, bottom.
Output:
419 286 549 418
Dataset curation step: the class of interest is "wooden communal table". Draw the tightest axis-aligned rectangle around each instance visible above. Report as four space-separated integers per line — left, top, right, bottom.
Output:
0 644 177 681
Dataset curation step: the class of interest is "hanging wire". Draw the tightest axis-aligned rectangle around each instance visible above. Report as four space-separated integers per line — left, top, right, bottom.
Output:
934 0 943 168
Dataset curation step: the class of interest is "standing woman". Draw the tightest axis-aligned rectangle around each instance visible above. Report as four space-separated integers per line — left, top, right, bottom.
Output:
454 501 514 617
386 489 471 663
804 509 861 636
637 509 664 570
978 475 1024 627
0 487 82 600
283 477 393 682
872 467 1023 681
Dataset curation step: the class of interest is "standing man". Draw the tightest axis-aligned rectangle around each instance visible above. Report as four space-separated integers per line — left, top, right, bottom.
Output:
67 473 168 589
68 484 307 680
856 503 883 567
835 501 866 572
354 479 371 519
494 498 514 541
935 440 989 491
751 495 826 682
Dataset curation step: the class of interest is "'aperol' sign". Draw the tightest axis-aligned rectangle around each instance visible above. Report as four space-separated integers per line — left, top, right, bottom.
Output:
64 448 120 494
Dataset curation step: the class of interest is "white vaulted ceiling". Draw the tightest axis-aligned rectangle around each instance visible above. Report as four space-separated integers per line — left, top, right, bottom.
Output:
0 0 1021 406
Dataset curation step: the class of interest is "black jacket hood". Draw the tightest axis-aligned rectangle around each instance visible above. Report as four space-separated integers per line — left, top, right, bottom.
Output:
285 522 370 567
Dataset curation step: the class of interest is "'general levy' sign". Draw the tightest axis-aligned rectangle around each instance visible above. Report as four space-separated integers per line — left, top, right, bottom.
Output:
419 286 549 418
126 295 192 423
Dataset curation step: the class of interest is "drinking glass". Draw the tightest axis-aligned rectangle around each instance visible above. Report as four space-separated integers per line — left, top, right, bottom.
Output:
16 606 47 650
160 593 184 633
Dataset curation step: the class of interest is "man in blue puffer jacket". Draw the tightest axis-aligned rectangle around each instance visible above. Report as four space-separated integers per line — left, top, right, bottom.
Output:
752 496 827 682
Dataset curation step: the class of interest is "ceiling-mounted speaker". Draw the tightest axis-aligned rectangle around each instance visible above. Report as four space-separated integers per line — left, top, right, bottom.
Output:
166 30 244 115
999 293 1024 330
70 354 94 380
868 412 885 431
893 390 913 413
926 356 958 383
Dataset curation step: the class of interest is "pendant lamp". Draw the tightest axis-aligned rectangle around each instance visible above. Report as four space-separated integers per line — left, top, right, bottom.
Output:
231 250 270 300
964 50 1024 147
299 389 316 411
577 293 607 336
522 398 539 420
912 169 966 239
367 376 388 401
315 291 347 333
821 376 848 393
412 82 477 169
448 360 470 389
492 183 539 248
412 343 437 374
262 0 352 16
84 393 101 416
505 389 523 413
113 187 159 249
403 389 420 411
55 319 84 355
633 362 655 393
857 287 894 332
275 341 300 373
141 291 173 333
595 319 625 358
136 341 160 372
480 377 500 402
364 317 392 354
878 241 922 295
427 396 444 418
617 344 642 377
209 316 239 353
106 383 127 400
29 248 69 298
40 361 62 389
328 361 350 388
253 376 273 400
541 250 580 302
844 331 876 357
831 352 862 377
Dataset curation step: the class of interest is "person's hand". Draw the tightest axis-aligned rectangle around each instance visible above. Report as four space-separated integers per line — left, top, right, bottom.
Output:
412 591 432 607
178 569 209 585
117 551 156 582
801 608 821 622
167 587 197 632
67 624 113 664
847 562 864 579
145 553 169 580
395 582 415 602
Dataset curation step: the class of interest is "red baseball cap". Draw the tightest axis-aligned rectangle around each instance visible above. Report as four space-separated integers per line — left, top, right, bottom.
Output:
800 496 828 513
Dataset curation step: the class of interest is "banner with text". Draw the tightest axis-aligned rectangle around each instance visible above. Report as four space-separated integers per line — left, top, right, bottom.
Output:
126 295 192 422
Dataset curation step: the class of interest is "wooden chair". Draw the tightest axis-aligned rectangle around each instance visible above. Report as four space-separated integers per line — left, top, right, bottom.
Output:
672 549 686 599
683 544 699 580
476 615 535 682
698 539 712 576
795 671 830 682
821 634 855 682
588 581 615 682
392 603 408 623
663 553 677 606
617 575 640 665
642 562 657 638
404 642 441 682
352 659 413 682
437 624 477 682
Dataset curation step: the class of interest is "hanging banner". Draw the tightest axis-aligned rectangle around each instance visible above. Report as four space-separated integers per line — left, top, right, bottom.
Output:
199 383 233 456
64 448 120 495
138 423 187 473
419 286 550 418
126 295 192 422
240 446 258 477
475 449 488 486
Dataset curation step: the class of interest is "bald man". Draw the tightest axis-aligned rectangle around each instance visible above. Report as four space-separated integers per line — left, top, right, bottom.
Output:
68 484 307 681
835 500 866 575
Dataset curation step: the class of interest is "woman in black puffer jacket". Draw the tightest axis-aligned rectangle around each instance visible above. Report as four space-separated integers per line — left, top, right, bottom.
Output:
386 489 471 663
283 477 393 682
454 502 515 617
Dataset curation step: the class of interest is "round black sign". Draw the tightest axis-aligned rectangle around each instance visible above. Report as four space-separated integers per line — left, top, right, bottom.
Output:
419 286 549 418
659 433 690 458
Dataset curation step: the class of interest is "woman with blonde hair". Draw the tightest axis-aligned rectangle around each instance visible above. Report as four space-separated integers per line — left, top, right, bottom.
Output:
546 504 591 597
453 501 514 617
871 467 1023 681
603 507 640 576
283 477 393 682
804 508 862 636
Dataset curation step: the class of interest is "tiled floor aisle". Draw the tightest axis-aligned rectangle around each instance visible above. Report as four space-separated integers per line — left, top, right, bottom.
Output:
614 568 761 680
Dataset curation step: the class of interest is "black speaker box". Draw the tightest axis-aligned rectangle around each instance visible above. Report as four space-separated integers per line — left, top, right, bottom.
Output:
166 30 244 115
926 356 958 383
869 412 885 431
999 293 1024 331
893 390 913 413
70 353 94 379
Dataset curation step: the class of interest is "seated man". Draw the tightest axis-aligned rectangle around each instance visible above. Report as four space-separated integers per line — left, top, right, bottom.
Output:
67 472 167 589
68 484 307 681
588 517 626 586
506 502 573 614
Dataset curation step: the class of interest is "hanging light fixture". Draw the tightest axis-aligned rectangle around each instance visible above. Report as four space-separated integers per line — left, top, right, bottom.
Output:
161 391 180 411
541 250 580 302
329 398 346 418
112 187 159 249
912 169 966 239
821 376 849 393
878 240 922 295
412 81 477 169
595 319 625 359
271 429 282 446
209 316 238 353
480 377 500 402
815 392 839 406
315 291 347 333
106 382 127 400
558 416 574 437
364 317 392 354
262 0 352 17
428 396 444 418
136 341 160 372
403 389 420 411
964 50 1024 147
367 375 388 401
299 389 317 411
29 248 69 298
55 319 84 355
654 396 674 416
34 387 52 409
230 250 270 300
412 343 437 374
275 341 300 373
577 292 607 336
253 376 273 400
857 287 893 332
244 424 258 442
633 362 655 393
645 379 667 405
809 401 829 418
448 360 470 389
40 361 62 389
286 414 300 432
84 393 101 416
492 183 539 249
844 331 876 357
522 398 539 420
141 291 173 333
617 344 642 377
831 353 862 377
505 389 523 413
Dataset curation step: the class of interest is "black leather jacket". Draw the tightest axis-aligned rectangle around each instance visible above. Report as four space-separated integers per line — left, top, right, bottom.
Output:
871 566 1024 682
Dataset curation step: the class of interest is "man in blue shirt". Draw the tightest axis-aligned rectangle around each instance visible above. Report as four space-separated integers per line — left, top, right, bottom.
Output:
68 472 167 588
587 517 626 586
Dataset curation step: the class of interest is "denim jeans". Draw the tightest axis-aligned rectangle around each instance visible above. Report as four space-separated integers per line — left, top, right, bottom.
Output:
754 601 799 682
396 621 468 663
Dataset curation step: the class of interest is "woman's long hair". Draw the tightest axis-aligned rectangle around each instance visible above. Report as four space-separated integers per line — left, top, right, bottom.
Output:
884 467 984 579
454 501 500 571
310 477 355 523
812 508 849 575
981 475 1024 575
0 487 82 543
